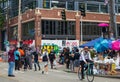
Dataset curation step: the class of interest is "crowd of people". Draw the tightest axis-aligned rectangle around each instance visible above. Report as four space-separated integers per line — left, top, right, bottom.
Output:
59 47 94 80
59 47 120 76
7 44 56 77
6 44 120 79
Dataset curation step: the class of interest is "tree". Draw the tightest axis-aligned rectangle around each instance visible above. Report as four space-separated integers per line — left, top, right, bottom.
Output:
0 0 7 29
0 7 4 29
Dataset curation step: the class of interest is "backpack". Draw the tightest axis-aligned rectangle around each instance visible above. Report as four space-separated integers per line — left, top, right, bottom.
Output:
42 52 48 62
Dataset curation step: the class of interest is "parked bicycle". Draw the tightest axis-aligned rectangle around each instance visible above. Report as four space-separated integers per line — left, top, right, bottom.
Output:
78 63 94 82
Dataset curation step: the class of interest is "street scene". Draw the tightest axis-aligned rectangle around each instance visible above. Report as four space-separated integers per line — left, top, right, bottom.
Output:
0 62 120 82
0 0 120 82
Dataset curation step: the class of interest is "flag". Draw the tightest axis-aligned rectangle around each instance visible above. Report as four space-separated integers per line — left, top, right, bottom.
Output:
104 0 109 5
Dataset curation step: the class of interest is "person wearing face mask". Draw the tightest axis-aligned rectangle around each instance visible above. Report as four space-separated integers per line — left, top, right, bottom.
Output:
79 46 93 80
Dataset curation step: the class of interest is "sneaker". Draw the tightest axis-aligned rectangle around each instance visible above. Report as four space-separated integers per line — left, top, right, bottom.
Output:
42 71 44 74
8 75 15 77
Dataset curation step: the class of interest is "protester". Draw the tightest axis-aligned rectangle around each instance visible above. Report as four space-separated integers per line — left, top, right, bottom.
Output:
41 49 49 74
59 49 65 65
24 48 33 70
64 48 70 69
74 49 80 73
14 47 20 71
18 47 25 69
8 45 15 77
49 49 56 69
32 47 41 71
69 48 75 71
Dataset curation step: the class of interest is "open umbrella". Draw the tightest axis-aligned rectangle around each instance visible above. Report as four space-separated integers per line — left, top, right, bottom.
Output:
94 39 110 52
98 23 109 27
112 40 120 50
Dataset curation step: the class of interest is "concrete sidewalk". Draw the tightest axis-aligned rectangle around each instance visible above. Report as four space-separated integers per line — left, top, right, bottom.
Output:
0 75 19 82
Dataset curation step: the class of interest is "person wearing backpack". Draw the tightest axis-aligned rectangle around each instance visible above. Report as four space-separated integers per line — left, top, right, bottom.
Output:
14 47 20 71
41 49 49 74
74 49 80 73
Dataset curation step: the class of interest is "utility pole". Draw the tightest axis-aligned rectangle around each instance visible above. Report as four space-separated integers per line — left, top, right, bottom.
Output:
109 0 117 39
18 0 21 47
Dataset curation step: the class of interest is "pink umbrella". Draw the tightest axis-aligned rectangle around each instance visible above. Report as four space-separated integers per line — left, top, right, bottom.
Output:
112 40 120 50
98 23 109 27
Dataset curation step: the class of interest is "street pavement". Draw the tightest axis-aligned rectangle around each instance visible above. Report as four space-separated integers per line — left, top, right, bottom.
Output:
0 62 120 82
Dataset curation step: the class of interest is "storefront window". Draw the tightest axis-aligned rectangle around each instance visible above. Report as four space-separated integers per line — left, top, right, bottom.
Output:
87 4 99 12
9 26 18 40
41 20 75 39
67 2 74 10
100 5 108 13
82 22 101 40
22 21 35 40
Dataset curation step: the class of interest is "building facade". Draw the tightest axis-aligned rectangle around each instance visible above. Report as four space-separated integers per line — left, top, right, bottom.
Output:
0 0 120 50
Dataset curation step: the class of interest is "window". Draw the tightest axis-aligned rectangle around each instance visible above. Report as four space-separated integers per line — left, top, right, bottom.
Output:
118 0 120 3
67 2 74 10
117 24 120 36
82 22 101 40
87 0 104 2
9 26 18 40
78 3 85 11
41 20 75 35
118 6 120 13
87 4 99 12
22 21 35 40
43 0 50 8
27 1 36 9
100 5 108 13
51 1 66 8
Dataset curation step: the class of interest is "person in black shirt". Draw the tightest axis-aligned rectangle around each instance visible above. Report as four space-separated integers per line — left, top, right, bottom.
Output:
64 48 70 69
32 48 41 71
49 49 56 69
74 49 80 73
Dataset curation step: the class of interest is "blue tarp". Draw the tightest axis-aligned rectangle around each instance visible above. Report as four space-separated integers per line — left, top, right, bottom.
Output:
79 37 103 48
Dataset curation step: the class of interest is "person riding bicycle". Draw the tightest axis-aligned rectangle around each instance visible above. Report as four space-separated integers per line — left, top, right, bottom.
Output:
79 46 93 80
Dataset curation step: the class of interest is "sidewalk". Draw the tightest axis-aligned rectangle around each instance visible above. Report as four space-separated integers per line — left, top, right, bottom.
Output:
0 75 18 82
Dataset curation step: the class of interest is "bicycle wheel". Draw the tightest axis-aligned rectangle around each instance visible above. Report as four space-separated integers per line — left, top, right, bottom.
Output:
78 67 82 80
86 68 94 82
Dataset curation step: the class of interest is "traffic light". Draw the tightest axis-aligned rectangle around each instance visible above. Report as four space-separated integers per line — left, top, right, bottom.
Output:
80 3 86 17
61 9 66 20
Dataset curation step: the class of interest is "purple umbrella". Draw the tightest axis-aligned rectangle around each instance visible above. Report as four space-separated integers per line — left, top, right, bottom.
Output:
98 23 109 27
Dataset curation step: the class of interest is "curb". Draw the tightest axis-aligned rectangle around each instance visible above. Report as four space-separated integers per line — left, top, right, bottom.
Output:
94 75 120 79
63 70 120 79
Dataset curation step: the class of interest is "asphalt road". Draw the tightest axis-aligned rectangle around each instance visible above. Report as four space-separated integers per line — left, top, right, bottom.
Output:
0 62 120 82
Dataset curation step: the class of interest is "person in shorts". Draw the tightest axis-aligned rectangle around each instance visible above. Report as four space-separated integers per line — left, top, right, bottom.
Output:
41 49 49 74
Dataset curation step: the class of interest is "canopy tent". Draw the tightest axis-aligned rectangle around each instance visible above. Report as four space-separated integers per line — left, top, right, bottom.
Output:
79 37 103 48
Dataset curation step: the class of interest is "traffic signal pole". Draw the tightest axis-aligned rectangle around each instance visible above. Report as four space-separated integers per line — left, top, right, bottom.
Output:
80 16 83 45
